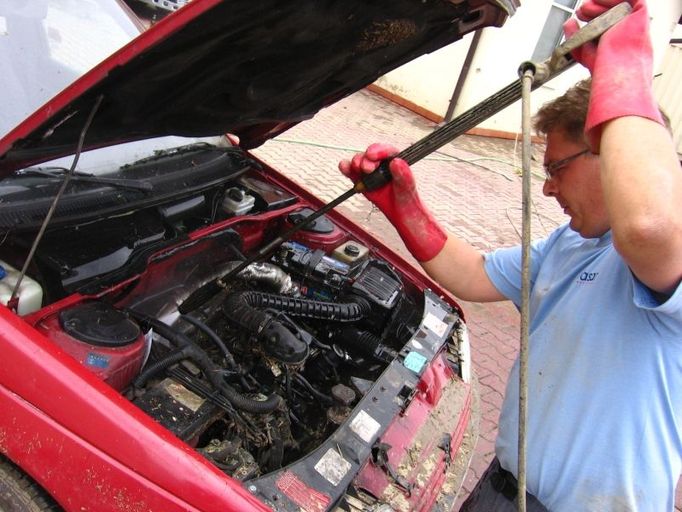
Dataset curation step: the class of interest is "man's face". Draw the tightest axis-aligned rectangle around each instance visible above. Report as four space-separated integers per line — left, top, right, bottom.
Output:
542 129 609 238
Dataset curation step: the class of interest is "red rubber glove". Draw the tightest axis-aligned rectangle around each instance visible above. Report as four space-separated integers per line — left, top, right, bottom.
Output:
563 0 663 152
339 143 447 262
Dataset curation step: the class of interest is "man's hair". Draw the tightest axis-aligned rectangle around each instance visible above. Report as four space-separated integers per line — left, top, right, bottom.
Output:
533 79 590 143
534 77 672 142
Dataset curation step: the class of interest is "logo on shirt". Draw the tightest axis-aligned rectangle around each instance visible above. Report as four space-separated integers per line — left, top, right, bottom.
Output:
576 271 599 284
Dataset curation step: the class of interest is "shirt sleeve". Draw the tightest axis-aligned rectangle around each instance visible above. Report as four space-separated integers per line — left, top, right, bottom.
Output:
483 227 566 307
632 274 682 318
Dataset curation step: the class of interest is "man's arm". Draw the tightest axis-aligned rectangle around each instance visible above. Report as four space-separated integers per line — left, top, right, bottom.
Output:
600 118 682 295
421 236 505 302
568 0 682 295
339 143 505 302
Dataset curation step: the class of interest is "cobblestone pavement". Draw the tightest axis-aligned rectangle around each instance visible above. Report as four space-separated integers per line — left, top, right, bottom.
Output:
252 88 681 510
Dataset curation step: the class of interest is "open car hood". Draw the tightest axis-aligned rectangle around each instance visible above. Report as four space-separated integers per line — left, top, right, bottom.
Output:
0 0 517 174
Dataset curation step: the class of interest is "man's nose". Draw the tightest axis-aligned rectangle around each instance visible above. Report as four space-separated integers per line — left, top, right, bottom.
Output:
543 178 558 197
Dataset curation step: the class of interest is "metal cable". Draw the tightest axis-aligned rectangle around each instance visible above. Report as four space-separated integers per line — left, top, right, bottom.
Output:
517 67 534 512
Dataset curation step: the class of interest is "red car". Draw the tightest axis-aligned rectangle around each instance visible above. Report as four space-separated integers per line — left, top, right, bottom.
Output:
0 1 516 510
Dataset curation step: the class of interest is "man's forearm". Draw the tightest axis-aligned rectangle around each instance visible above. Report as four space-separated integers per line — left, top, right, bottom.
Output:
600 117 682 294
420 235 505 302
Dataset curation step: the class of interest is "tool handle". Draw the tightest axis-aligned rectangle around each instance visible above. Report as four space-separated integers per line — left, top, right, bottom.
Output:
357 143 419 191
357 159 394 191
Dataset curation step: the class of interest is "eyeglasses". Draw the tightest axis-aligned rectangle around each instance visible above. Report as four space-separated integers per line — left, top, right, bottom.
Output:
543 149 591 180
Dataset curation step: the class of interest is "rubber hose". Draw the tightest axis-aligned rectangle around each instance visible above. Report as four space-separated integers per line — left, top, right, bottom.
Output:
180 314 238 370
333 327 396 363
222 293 308 364
294 374 333 404
133 347 191 388
236 291 371 322
128 310 282 413
334 327 381 354
217 381 281 414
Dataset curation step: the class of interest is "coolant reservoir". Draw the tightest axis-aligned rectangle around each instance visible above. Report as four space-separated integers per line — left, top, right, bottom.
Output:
0 261 43 315
332 241 369 266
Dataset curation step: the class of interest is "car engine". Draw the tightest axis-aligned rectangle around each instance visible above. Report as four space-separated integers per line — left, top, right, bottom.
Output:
0 146 459 481
120 239 422 480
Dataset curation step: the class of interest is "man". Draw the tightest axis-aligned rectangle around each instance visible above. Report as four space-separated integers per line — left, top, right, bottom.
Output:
339 0 682 510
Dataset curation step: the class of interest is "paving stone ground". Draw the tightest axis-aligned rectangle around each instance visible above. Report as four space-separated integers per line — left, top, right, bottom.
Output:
252 88 681 510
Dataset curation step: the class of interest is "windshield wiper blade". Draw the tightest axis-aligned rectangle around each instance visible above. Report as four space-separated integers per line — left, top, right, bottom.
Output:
17 167 153 193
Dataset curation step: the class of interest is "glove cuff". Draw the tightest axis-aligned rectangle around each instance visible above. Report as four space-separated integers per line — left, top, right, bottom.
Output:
585 78 663 150
583 3 663 150
394 209 447 262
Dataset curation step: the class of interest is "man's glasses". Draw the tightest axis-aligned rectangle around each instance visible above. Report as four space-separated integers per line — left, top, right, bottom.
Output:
543 149 591 180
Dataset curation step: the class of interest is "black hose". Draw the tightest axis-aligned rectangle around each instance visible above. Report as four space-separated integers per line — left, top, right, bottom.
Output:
222 294 309 364
333 327 396 363
133 347 191 388
219 382 281 414
128 310 282 414
180 314 238 370
236 291 371 322
294 374 333 404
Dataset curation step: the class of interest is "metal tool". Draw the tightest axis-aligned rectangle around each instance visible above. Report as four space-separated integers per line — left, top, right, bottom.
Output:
515 4 631 511
179 2 631 314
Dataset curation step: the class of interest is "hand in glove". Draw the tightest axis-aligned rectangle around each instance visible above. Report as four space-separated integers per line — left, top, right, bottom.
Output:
563 0 663 151
339 143 446 262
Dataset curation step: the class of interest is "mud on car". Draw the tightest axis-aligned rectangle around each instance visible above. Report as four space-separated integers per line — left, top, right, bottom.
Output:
0 0 516 510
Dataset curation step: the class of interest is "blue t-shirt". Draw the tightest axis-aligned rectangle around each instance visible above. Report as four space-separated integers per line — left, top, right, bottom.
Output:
484 224 682 511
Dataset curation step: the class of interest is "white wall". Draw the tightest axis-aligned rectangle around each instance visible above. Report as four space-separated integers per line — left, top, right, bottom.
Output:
373 31 474 116
451 0 589 134
375 1 681 136
653 43 682 155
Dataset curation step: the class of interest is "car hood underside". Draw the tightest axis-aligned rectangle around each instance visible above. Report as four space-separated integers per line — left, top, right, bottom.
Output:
0 0 516 174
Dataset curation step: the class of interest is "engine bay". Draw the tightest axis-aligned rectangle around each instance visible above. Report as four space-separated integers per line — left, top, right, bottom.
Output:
1 145 465 486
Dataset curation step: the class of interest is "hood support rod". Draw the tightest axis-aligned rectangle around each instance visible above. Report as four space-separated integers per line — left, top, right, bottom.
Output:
9 95 104 312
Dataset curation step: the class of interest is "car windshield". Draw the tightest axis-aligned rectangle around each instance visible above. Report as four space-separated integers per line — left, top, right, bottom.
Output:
0 0 140 139
1 1 223 177
38 135 227 175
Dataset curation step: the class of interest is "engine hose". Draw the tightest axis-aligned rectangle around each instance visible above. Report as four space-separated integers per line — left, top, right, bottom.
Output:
217 381 282 414
133 347 191 388
180 314 238 370
222 293 309 365
237 261 294 294
294 373 333 404
235 291 371 322
127 310 282 413
333 327 397 363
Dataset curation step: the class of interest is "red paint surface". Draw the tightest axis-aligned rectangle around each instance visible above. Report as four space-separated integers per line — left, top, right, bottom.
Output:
354 353 471 511
0 306 270 511
276 471 330 512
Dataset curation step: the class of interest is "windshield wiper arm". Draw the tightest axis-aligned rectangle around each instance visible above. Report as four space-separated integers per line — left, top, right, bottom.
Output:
17 167 153 193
